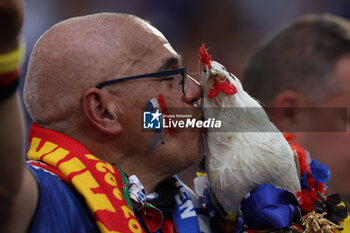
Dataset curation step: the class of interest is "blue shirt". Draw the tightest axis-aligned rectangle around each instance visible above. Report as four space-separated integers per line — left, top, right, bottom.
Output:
26 163 99 233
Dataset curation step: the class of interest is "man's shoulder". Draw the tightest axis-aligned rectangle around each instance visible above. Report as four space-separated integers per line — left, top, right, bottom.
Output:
26 162 99 233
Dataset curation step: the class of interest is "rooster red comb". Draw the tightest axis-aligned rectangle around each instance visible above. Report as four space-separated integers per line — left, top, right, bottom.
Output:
199 43 212 69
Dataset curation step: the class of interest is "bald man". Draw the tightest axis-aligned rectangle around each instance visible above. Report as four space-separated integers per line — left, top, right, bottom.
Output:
2 13 209 233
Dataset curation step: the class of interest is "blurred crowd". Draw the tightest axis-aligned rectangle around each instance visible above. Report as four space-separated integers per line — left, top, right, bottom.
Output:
21 1 350 72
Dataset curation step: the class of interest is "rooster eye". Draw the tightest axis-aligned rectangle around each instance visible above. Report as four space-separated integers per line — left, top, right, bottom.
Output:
203 68 207 73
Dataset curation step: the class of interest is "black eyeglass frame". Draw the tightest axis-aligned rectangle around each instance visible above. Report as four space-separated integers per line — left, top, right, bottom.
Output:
96 68 187 95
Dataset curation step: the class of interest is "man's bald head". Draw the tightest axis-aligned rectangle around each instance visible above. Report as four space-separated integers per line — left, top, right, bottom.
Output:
24 13 170 131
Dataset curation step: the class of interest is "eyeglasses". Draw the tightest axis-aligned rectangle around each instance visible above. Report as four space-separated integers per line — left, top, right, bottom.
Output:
96 68 187 96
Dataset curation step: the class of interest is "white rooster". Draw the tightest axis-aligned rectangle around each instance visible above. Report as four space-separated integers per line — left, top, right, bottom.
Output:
199 45 301 214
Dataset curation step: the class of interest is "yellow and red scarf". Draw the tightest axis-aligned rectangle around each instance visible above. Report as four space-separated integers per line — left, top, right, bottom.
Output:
27 123 144 233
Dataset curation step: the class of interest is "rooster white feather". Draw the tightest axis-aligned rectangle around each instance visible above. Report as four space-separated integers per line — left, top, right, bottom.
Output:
199 45 301 214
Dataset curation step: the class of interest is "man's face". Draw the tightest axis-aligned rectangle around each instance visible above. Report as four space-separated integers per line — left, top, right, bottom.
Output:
296 55 350 204
114 23 203 178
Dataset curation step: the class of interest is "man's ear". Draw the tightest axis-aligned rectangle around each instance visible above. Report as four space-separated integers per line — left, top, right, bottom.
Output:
82 87 122 135
269 90 308 132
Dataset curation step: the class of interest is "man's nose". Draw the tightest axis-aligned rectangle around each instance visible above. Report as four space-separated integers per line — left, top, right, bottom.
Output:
182 75 203 104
